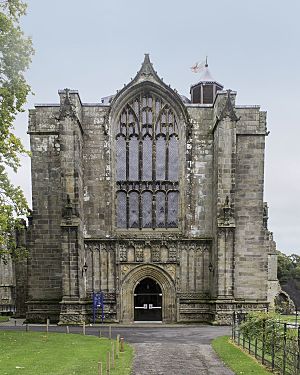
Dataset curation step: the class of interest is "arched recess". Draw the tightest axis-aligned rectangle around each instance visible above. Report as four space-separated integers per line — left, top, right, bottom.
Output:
112 82 186 231
120 264 176 323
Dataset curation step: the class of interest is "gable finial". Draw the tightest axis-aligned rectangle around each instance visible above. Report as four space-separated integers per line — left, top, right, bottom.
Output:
139 53 154 77
205 56 208 67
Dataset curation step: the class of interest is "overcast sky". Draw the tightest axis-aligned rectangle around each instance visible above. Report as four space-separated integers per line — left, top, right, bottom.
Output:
10 0 300 255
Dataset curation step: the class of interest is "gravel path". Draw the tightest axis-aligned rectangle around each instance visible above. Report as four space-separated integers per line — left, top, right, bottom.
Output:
131 342 234 375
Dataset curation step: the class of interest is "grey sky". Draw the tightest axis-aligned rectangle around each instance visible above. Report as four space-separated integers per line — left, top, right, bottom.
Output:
10 0 300 254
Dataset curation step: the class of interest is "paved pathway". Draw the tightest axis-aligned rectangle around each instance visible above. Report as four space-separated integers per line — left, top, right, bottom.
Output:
132 343 234 375
0 320 234 374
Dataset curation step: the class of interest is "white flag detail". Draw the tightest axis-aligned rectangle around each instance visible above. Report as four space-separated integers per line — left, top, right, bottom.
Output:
190 60 206 73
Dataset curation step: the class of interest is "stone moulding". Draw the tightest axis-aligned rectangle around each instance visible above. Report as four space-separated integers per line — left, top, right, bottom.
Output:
120 263 176 323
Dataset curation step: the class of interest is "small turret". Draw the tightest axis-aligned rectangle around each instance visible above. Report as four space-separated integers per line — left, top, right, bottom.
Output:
190 59 223 104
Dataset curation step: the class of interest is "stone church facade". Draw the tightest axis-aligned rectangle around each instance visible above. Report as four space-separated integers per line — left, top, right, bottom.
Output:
24 55 278 324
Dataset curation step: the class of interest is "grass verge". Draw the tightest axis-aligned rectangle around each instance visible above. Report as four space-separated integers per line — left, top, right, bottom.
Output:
0 316 9 323
0 331 133 375
212 336 272 375
279 315 299 324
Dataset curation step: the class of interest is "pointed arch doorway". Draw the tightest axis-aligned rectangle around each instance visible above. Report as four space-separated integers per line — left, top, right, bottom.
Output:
134 278 162 322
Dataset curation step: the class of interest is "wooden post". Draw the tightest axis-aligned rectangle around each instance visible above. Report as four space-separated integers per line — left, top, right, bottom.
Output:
83 322 86 335
120 337 124 352
98 361 102 375
46 318 49 333
66 325 69 334
116 335 120 358
14 319 17 327
26 324 29 332
106 351 110 375
99 329 102 338
111 343 115 369
109 325 112 340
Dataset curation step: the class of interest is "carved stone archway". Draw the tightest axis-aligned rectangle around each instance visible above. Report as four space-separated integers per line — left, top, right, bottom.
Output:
120 264 176 323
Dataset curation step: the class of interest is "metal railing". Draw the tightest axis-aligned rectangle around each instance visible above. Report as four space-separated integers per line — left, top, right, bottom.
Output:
232 312 300 375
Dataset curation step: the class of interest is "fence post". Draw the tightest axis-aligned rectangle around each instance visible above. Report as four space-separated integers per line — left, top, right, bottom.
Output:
255 338 258 359
283 322 287 375
262 319 266 365
116 334 120 358
106 351 110 375
297 326 300 371
111 342 115 369
120 337 124 352
98 362 102 375
271 322 275 371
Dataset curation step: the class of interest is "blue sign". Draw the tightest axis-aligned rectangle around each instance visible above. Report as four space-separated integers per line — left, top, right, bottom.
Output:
92 291 104 324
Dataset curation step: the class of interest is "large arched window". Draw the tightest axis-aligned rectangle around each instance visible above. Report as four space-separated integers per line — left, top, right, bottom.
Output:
116 92 179 229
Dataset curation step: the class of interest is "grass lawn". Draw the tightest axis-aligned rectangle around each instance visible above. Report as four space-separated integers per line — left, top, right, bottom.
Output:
212 336 272 375
279 315 299 324
0 331 133 375
0 316 10 323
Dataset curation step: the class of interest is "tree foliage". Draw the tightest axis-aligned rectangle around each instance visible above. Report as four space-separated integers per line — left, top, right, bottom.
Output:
277 250 300 283
0 0 34 259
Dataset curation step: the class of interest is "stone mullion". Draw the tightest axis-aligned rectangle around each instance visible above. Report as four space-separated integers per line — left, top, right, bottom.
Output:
152 136 156 182
151 94 156 229
165 109 169 181
165 137 169 180
139 140 142 181
138 189 142 229
165 191 168 228
152 94 156 134
126 192 129 229
125 139 129 181
152 190 156 229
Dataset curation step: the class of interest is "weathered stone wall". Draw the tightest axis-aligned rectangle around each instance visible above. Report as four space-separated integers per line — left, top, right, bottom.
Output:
82 106 111 238
28 106 62 313
234 106 268 301
186 106 213 237
24 58 277 323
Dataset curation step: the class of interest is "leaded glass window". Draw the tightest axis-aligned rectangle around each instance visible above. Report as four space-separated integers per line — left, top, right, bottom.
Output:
117 191 127 228
116 92 180 229
142 191 152 228
129 191 139 228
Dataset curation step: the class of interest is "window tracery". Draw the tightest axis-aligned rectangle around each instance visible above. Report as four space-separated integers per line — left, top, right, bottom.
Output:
116 92 180 229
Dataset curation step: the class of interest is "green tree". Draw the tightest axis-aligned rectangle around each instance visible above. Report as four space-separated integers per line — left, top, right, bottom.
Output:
277 251 300 282
0 0 34 259
277 251 293 282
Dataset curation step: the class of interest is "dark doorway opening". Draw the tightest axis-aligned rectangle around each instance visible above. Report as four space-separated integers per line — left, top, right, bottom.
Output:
134 278 162 322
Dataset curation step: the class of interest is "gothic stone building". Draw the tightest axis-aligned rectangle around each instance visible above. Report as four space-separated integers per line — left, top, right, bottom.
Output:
26 55 278 324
